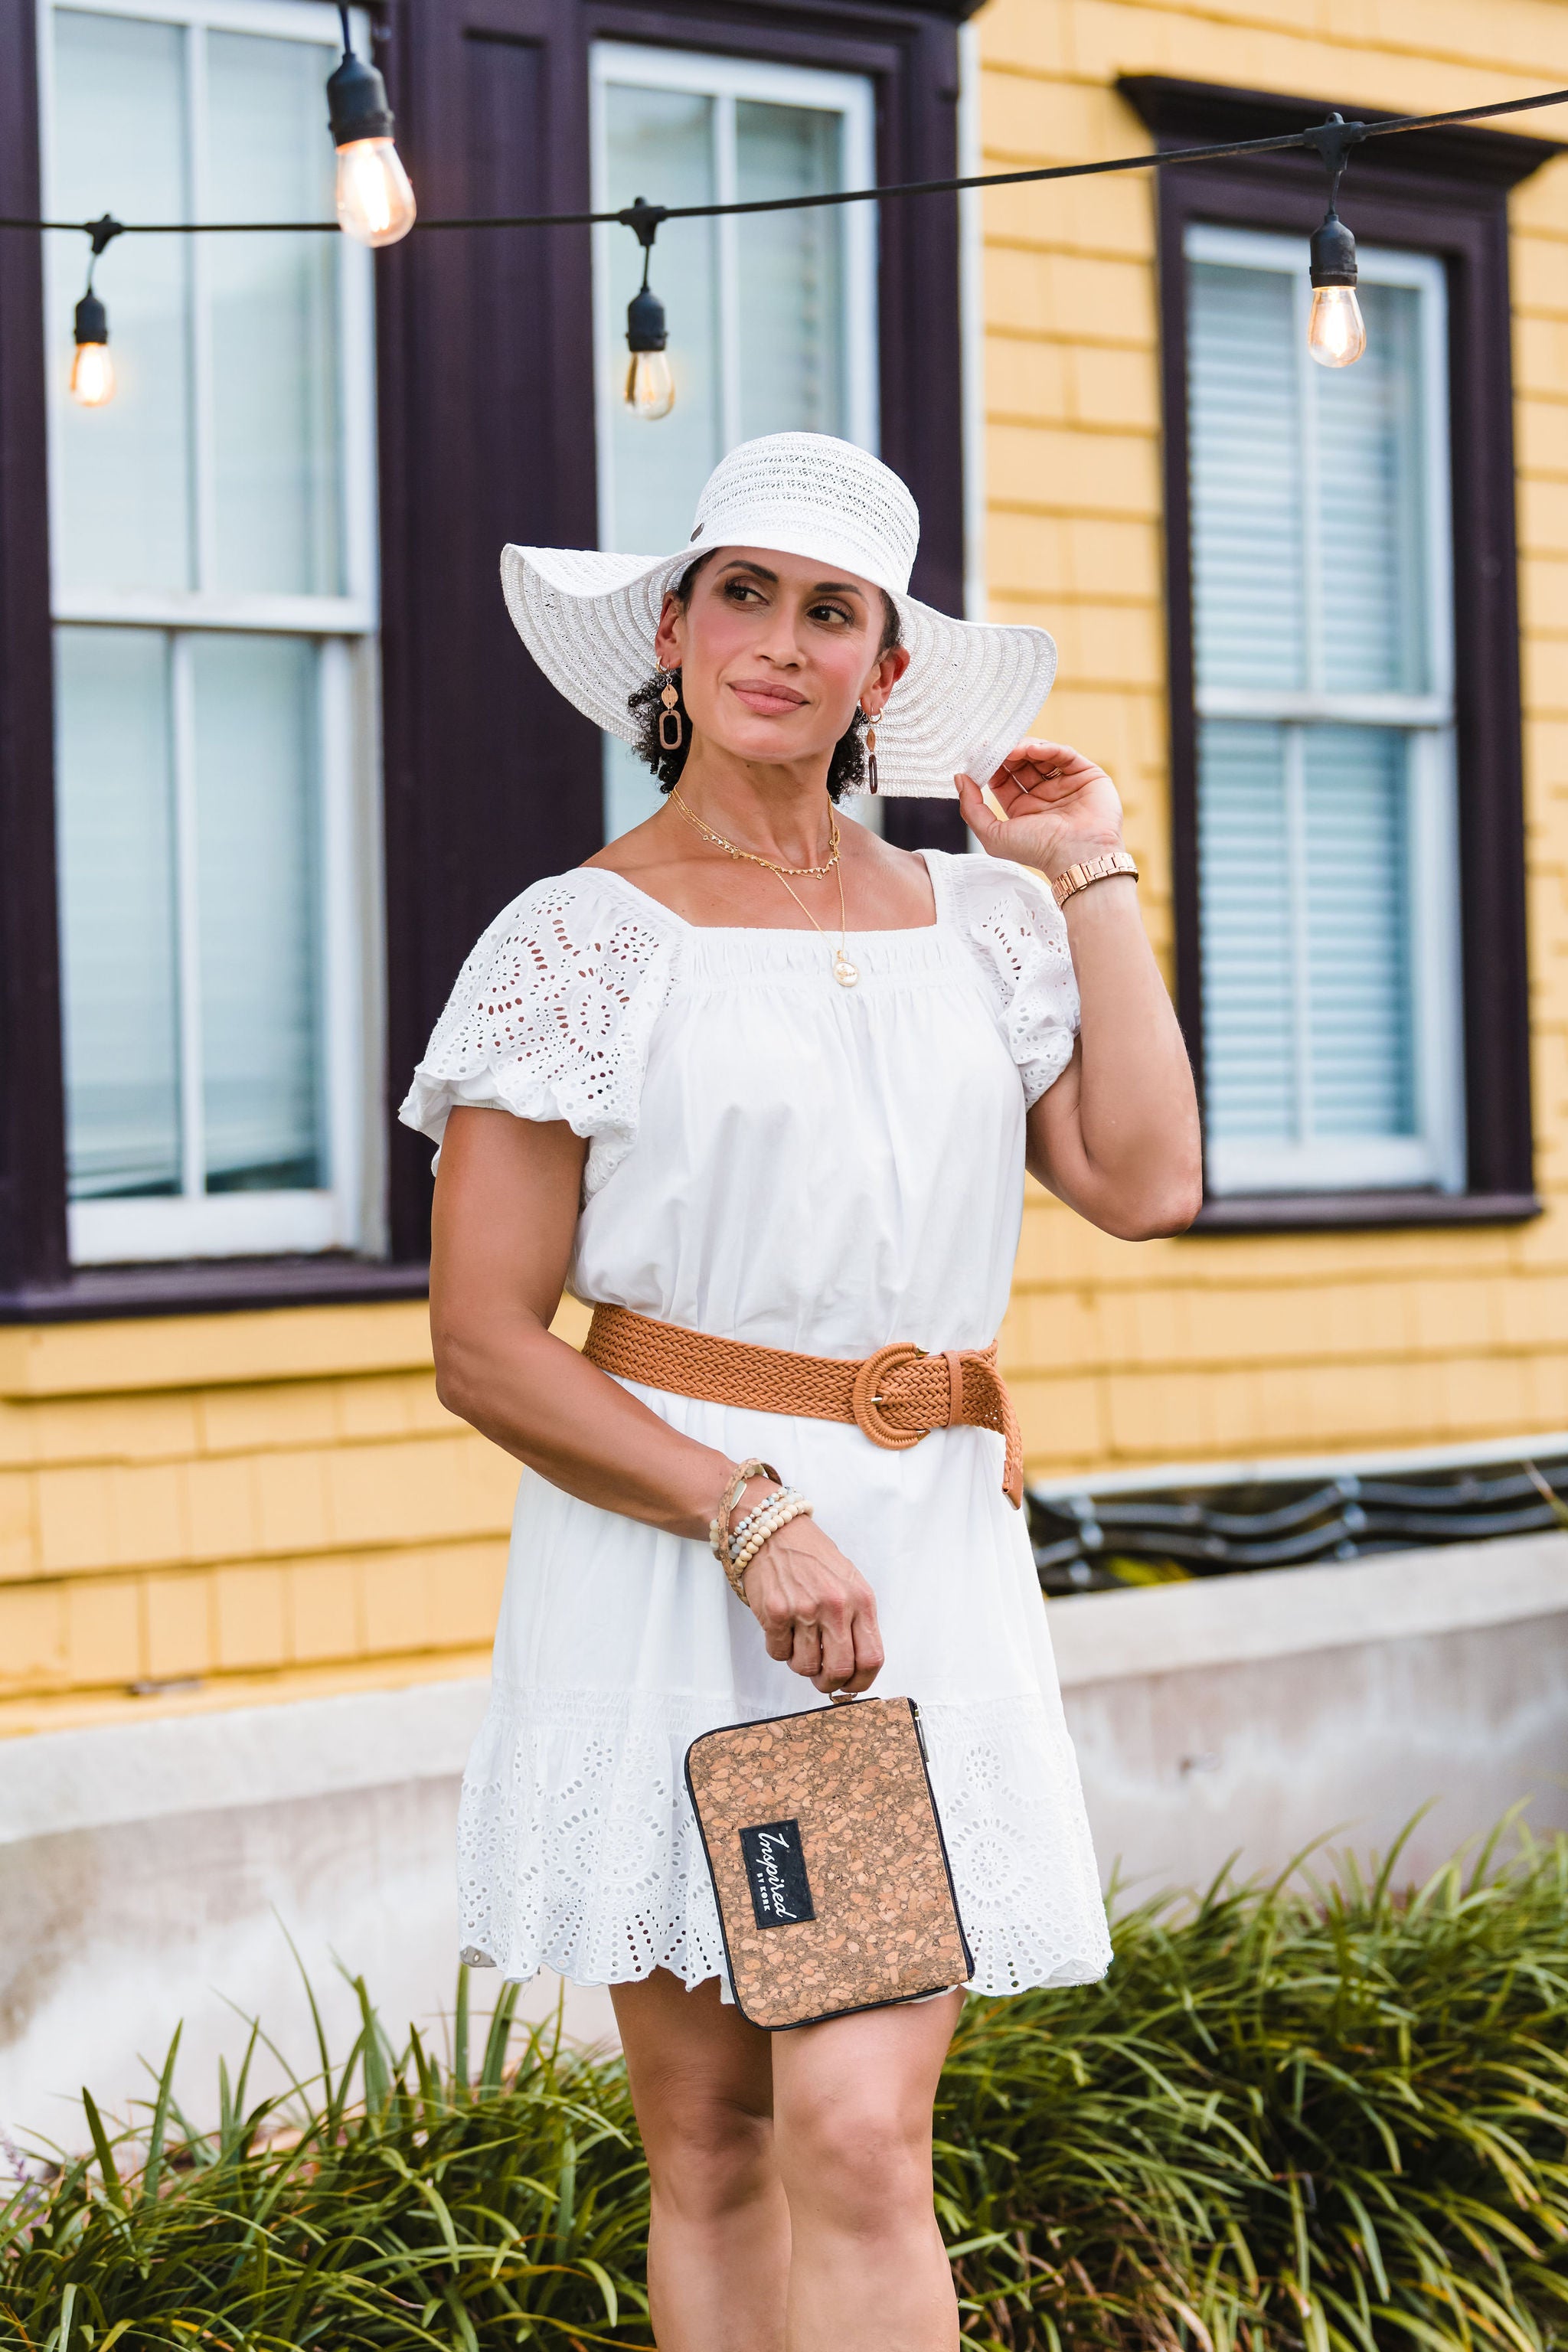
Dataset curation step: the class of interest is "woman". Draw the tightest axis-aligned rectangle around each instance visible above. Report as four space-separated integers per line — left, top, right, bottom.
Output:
403 432 1201 2352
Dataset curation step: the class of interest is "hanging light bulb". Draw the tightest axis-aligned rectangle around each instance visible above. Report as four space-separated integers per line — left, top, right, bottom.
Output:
326 4 416 247
1307 279 1366 368
1304 111 1367 370
69 216 122 408
620 198 674 421
70 287 114 407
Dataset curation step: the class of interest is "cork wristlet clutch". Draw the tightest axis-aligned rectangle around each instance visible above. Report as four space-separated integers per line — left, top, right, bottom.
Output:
684 1697 973 2030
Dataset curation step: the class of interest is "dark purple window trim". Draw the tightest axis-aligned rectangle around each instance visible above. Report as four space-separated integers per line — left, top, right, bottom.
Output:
0 0 69 1297
1119 75 1557 1236
0 0 976 1323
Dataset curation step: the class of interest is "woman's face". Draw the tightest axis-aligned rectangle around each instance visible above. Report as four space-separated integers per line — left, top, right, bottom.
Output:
654 547 910 768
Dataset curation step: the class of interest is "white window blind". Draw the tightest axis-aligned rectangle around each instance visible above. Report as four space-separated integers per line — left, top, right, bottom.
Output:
1185 226 1462 1197
43 0 378 1263
590 44 877 841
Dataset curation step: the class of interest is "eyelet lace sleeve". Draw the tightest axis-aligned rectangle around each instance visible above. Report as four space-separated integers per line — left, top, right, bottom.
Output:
397 873 679 1197
936 851 1080 1106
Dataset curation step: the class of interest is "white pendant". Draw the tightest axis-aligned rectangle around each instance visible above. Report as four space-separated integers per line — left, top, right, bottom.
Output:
833 951 860 989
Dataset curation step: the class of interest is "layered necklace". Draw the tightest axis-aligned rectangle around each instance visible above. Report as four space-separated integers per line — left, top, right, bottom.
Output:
668 788 860 988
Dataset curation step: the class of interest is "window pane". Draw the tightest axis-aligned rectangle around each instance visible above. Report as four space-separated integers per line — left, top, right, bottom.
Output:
602 83 720 551
1303 727 1413 1137
206 32 342 595
1200 719 1416 1154
192 636 322 1191
51 11 192 593
1315 283 1427 694
1187 263 1302 692
55 628 181 1197
1198 720 1295 1144
735 102 844 439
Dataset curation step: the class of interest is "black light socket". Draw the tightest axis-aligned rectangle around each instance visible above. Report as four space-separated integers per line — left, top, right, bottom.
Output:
626 283 668 354
74 289 108 347
1310 211 1358 289
327 47 394 145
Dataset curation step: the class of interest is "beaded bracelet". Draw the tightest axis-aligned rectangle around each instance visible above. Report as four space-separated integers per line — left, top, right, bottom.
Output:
709 1459 782 1566
726 1496 815 1597
730 1487 808 1553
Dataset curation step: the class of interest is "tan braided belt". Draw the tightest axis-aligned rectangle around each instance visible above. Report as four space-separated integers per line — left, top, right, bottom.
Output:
583 1302 1024 1508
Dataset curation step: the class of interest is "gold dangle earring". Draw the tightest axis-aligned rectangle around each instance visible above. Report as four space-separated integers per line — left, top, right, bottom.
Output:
863 705 879 795
658 662 684 752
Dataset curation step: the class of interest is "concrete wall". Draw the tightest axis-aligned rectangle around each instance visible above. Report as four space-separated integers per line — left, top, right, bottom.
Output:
6 1529 1566 2148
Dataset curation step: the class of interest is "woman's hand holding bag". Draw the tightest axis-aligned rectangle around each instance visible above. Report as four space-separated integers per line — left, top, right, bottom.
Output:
737 1495 884 1696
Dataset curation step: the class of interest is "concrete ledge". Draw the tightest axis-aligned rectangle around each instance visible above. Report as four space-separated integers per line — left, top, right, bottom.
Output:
0 1679 491 1845
1048 1530 1568 1687
6 1532 1568 2140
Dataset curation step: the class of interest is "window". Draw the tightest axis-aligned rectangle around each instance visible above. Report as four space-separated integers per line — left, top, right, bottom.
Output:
589 43 877 841
1187 227 1462 1197
41 0 377 1264
1124 73 1550 1231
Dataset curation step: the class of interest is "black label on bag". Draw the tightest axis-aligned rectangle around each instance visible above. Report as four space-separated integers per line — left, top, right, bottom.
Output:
738 1820 815 1929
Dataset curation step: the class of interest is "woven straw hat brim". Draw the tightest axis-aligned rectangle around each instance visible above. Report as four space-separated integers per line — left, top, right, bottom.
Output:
500 540 1057 800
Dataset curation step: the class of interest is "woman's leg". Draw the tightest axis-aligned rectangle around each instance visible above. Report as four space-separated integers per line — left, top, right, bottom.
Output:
611 1968 790 2352
770 1989 966 2352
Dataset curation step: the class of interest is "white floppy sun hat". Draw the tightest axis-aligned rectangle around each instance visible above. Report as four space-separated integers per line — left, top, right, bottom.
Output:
499 431 1056 799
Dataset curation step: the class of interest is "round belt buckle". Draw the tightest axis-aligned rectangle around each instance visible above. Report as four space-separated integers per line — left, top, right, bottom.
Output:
851 1342 926 1452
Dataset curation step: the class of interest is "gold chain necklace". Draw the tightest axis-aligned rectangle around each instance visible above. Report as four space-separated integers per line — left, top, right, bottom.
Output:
666 788 858 987
768 858 859 990
668 788 840 879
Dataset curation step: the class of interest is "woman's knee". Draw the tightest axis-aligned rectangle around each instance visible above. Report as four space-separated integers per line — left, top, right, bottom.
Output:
773 2089 932 2234
642 2089 776 2220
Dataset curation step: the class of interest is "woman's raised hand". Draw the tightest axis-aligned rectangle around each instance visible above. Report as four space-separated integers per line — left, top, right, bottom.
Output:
956 740 1125 880
742 1514 884 1695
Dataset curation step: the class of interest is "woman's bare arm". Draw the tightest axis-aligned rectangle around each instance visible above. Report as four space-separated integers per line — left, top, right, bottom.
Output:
1023 878 1200 1240
429 1106 884 1690
430 1106 729 1537
957 751 1202 1242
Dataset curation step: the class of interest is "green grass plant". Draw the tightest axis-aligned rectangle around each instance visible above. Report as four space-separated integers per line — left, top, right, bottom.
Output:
7 1824 1568 2350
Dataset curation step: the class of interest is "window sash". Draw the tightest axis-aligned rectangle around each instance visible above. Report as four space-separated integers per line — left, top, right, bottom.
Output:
60 627 370 1263
588 41 878 546
1184 224 1462 1198
1185 224 1455 718
41 0 378 1263
40 0 378 630
588 42 879 844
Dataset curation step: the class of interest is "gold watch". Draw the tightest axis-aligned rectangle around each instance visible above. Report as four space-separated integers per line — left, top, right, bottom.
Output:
1050 849 1138 909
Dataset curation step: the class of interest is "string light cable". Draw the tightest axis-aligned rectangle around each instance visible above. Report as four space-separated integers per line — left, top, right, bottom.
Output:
10 77 1567 408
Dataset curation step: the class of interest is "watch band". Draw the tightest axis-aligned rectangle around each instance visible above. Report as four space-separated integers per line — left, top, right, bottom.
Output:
1050 849 1139 909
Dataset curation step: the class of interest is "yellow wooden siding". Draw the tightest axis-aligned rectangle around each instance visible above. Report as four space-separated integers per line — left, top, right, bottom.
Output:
8 0 1568 1739
981 0 1568 1476
0 1298 588 1739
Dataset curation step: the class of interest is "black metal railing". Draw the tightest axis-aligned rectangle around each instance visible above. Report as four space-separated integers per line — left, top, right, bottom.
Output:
1029 1455 1568 1596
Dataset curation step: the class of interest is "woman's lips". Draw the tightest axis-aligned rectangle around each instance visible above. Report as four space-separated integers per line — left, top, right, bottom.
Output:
728 680 808 716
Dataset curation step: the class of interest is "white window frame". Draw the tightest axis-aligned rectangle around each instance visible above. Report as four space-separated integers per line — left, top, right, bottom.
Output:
587 40 879 554
39 0 381 1264
1186 224 1465 1200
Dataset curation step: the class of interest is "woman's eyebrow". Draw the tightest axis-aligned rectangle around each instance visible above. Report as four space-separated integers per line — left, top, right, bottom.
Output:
714 559 866 602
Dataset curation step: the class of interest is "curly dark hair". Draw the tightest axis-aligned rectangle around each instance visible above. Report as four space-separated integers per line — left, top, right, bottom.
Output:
627 554 903 802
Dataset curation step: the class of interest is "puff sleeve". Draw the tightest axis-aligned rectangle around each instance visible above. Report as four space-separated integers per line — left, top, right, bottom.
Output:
942 853 1080 1106
398 873 678 1196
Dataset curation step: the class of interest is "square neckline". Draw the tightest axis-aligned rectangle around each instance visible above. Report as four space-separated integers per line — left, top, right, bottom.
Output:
583 848 945 939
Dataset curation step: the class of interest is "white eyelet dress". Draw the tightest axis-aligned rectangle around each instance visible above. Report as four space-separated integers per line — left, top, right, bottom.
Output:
400 846 1112 1999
